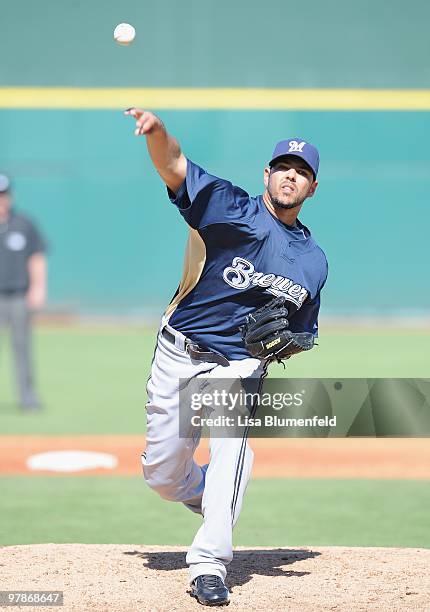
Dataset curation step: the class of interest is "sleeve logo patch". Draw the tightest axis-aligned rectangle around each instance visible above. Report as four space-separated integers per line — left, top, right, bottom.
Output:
5 232 26 251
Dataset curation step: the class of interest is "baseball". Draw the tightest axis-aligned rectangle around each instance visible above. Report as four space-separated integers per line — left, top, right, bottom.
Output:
113 23 136 45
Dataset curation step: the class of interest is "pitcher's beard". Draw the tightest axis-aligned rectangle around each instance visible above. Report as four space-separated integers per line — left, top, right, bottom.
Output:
269 192 302 211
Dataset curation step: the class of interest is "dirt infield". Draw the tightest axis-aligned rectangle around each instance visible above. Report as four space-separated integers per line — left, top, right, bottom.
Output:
1 436 430 478
0 544 429 611
2 440 429 610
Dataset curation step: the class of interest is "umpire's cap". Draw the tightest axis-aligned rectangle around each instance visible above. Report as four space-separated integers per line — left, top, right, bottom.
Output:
269 138 319 178
0 174 11 193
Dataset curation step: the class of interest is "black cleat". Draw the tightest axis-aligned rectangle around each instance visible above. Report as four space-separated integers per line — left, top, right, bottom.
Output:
190 574 230 606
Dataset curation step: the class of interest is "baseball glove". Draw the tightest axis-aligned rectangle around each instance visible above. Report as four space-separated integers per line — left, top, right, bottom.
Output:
241 296 315 361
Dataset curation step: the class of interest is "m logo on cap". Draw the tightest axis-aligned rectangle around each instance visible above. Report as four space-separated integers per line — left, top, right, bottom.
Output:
270 138 319 177
288 140 306 153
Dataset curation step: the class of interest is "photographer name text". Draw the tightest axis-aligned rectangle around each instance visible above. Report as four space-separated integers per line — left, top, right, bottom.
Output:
191 415 336 428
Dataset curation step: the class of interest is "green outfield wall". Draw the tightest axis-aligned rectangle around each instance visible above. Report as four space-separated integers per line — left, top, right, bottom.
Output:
1 0 430 88
0 1 429 315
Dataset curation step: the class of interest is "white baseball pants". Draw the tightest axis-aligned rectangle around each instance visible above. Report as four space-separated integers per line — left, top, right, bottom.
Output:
142 321 267 582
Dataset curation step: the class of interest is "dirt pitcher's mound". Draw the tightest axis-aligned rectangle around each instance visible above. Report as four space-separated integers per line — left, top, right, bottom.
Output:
0 544 429 611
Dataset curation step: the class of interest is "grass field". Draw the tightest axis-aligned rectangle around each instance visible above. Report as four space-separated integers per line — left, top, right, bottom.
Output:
0 476 429 548
0 324 429 434
0 324 429 551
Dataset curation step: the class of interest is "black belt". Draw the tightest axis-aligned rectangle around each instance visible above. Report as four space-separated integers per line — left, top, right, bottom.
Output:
161 327 230 367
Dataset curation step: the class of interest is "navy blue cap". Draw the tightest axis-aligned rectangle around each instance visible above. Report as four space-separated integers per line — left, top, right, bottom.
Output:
269 139 319 178
0 174 10 193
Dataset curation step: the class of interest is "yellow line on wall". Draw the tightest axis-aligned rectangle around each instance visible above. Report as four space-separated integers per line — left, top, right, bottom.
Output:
1 88 430 110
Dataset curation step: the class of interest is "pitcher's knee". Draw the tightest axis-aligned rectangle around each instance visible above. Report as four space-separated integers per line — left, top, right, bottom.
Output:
143 463 188 502
144 473 173 500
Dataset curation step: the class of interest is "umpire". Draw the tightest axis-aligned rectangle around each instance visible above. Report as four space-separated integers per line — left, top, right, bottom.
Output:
0 174 47 410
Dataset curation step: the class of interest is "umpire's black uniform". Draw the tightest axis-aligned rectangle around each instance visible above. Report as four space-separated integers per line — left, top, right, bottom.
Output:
0 175 47 409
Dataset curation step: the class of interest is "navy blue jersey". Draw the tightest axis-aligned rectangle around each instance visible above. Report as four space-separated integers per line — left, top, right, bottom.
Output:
166 160 328 360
